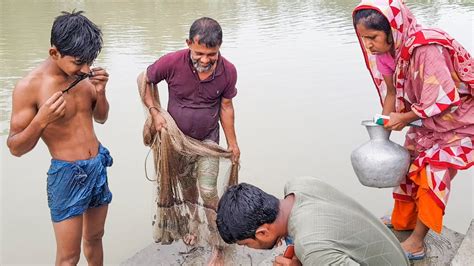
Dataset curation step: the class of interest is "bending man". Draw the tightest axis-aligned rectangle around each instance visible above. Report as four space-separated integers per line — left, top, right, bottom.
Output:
217 176 409 265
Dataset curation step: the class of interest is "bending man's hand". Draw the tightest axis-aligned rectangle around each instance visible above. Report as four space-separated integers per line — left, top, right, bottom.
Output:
273 255 302 266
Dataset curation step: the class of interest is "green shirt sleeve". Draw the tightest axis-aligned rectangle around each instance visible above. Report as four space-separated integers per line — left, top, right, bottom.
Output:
301 248 360 266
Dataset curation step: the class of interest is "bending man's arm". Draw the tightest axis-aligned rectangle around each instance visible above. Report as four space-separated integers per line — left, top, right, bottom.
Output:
220 97 240 164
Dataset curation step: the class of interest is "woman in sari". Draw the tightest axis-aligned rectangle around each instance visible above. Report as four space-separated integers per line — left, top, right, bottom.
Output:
353 0 474 260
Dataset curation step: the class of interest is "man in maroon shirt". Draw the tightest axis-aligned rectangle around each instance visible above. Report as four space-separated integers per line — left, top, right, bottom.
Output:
137 17 239 265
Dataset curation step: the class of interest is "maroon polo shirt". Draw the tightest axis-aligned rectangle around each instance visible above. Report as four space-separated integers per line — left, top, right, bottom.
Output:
147 49 237 143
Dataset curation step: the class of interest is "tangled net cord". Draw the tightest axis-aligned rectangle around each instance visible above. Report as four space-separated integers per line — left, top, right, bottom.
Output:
138 70 240 246
144 134 160 182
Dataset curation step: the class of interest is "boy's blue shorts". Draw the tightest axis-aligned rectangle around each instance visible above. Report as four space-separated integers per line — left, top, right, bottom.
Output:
46 144 113 223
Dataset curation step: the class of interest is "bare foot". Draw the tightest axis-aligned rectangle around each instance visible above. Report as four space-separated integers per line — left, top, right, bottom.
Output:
207 247 225 266
183 233 198 246
401 237 424 254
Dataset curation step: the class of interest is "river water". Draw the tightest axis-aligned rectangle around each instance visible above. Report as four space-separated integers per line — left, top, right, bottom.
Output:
1 0 473 264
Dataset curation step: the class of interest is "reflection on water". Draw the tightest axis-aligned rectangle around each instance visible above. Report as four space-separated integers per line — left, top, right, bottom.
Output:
1 0 473 264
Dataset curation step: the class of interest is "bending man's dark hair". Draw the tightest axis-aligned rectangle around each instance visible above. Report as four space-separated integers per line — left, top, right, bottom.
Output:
354 9 393 44
188 17 223 48
50 10 103 65
216 183 279 244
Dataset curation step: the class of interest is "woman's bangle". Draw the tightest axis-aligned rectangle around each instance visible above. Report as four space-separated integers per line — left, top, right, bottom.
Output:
148 106 159 113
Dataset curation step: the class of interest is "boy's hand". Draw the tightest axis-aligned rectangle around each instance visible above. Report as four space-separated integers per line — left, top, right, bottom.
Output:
37 91 66 127
273 255 302 266
89 67 109 94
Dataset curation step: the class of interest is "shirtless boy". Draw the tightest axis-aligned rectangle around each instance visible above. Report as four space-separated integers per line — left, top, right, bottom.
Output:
7 11 112 266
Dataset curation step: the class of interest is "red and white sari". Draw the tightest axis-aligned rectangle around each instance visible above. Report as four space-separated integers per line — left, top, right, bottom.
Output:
353 0 474 232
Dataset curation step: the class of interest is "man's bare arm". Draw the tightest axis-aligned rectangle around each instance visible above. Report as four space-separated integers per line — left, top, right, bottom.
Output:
7 81 66 156
137 71 166 131
220 98 240 163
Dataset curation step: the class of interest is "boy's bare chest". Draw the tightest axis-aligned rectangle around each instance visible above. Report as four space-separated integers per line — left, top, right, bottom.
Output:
38 82 94 121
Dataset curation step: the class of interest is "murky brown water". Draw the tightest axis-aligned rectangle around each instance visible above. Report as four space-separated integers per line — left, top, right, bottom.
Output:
1 0 473 264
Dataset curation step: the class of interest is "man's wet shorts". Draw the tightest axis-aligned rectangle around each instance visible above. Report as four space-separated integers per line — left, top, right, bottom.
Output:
46 144 113 223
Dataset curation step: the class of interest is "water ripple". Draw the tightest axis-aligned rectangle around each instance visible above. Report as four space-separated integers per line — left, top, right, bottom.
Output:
0 0 472 135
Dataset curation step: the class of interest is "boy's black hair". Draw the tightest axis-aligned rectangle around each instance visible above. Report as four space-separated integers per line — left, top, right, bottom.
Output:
354 9 393 44
50 10 102 64
188 17 223 48
216 183 279 244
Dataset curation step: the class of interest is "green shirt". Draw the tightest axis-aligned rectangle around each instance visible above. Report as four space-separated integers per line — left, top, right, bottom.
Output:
285 176 409 266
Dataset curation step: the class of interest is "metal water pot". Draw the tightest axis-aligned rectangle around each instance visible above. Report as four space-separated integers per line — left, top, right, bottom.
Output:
350 120 410 188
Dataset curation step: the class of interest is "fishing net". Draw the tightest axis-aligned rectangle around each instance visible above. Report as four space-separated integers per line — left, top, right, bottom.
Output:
138 72 239 247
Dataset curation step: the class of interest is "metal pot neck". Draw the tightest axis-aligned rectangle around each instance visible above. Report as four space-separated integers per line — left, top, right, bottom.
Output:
361 120 391 140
